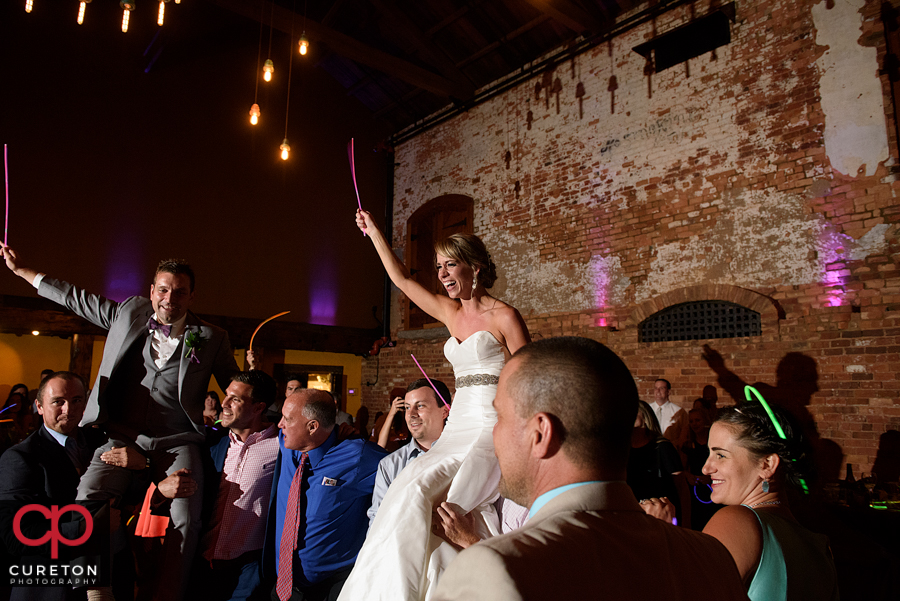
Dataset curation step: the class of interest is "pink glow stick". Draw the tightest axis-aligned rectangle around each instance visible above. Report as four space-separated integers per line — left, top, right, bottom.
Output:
4 144 8 245
410 353 450 408
347 138 366 236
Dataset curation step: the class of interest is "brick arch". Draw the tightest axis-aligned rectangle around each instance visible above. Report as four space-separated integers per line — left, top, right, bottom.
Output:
623 285 784 330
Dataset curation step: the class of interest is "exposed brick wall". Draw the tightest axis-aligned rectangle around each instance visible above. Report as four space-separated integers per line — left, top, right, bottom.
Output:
361 0 900 475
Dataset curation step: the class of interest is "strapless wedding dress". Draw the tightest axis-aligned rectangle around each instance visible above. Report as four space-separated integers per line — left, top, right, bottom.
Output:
338 331 506 601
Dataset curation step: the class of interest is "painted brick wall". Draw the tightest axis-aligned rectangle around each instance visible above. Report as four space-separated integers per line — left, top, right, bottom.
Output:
361 0 900 476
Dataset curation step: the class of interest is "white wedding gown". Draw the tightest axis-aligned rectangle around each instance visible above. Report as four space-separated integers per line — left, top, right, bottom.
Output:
339 331 506 601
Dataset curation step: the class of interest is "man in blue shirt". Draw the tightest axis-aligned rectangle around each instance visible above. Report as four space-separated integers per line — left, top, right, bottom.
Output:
263 389 386 601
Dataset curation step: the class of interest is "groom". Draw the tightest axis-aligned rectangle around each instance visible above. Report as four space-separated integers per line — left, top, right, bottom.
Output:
1 243 239 601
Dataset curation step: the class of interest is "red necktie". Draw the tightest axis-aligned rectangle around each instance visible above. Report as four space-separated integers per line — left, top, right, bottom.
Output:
276 452 308 601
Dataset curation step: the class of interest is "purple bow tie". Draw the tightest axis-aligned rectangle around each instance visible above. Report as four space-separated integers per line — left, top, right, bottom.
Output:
148 317 172 338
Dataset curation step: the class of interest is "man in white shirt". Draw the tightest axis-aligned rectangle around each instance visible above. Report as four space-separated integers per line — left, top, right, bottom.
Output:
652 378 688 447
367 379 451 526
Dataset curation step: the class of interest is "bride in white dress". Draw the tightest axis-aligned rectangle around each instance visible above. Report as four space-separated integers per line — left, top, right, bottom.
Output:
338 210 529 601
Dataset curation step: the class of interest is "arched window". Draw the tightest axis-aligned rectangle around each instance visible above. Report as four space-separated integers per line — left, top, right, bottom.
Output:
404 195 474 330
639 300 761 342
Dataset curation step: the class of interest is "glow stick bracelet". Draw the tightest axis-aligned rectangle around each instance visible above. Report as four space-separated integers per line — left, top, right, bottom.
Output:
248 311 291 351
410 353 450 408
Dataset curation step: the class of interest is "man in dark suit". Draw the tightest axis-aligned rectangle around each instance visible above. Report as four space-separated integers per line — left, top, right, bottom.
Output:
1 243 239 601
0 371 104 601
433 337 749 601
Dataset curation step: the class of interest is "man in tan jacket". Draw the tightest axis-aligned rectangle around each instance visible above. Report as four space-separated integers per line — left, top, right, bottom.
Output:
433 337 748 601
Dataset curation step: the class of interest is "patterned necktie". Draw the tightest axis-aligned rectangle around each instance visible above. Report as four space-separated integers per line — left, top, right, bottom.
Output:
64 433 84 475
276 451 309 601
147 317 172 338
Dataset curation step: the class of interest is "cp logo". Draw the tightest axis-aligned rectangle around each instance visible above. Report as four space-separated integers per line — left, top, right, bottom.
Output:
13 504 93 559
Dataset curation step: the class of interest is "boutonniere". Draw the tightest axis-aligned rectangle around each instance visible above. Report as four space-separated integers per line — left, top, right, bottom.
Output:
184 330 207 364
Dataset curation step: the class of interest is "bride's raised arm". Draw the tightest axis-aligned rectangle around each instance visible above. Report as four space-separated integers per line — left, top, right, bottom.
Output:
356 209 457 326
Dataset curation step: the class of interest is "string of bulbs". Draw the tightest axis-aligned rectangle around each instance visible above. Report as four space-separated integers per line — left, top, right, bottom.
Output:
251 0 311 161
25 1 183 31
24 0 311 161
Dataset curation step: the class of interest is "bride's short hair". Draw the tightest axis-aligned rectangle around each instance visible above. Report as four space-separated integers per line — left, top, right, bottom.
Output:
433 233 498 289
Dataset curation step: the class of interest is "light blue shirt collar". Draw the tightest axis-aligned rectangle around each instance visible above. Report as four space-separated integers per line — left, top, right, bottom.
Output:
527 481 605 519
43 424 68 448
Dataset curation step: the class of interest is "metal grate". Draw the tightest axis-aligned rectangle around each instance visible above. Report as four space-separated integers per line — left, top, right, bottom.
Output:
640 301 761 342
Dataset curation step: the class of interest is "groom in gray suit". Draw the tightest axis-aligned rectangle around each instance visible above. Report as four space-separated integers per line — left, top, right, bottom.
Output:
433 337 748 601
1 243 239 601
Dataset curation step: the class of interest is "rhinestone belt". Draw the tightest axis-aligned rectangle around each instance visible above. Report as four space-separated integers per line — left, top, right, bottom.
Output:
455 374 500 388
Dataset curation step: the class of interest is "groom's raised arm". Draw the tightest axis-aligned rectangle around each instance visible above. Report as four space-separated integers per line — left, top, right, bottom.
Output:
2 242 122 331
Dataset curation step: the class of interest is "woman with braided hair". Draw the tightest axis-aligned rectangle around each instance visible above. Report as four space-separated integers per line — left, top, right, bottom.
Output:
643 403 838 600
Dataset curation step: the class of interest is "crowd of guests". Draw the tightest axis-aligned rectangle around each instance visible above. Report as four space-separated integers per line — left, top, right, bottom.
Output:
0 232 842 601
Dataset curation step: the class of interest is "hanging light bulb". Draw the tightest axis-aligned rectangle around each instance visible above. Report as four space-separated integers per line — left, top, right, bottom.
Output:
77 0 90 24
249 103 260 125
157 0 165 26
120 1 135 33
25 0 33 13
298 34 309 56
280 139 290 161
263 59 274 82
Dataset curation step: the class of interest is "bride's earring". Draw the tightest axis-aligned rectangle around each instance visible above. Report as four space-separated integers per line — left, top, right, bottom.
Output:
472 270 479 291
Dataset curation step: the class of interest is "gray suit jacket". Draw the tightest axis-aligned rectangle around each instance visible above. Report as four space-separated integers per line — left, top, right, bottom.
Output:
38 277 239 436
433 481 749 601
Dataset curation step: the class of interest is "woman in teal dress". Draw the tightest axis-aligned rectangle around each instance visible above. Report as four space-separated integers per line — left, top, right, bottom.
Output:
643 402 838 600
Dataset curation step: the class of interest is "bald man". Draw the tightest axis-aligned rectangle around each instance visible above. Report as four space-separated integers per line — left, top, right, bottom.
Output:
262 389 386 601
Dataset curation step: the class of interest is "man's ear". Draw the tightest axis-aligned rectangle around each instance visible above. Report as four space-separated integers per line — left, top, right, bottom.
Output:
530 412 560 459
307 419 320 435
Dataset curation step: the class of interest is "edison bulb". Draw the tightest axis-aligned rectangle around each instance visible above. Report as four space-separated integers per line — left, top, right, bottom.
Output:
280 139 290 161
263 59 274 82
249 103 260 125
157 1 165 25
25 0 33 12
299 34 309 56
121 8 130 32
77 1 87 23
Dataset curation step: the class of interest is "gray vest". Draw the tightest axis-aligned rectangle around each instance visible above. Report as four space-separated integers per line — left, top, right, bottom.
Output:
106 333 198 444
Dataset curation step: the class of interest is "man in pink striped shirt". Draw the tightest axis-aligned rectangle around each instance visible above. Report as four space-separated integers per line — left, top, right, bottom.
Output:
180 370 279 601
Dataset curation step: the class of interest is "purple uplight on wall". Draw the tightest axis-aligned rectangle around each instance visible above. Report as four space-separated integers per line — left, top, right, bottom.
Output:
818 232 848 308
309 288 338 325
103 232 144 302
590 256 613 328
309 261 338 325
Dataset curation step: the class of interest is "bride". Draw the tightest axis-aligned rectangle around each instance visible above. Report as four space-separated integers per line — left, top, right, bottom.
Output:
339 210 529 601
